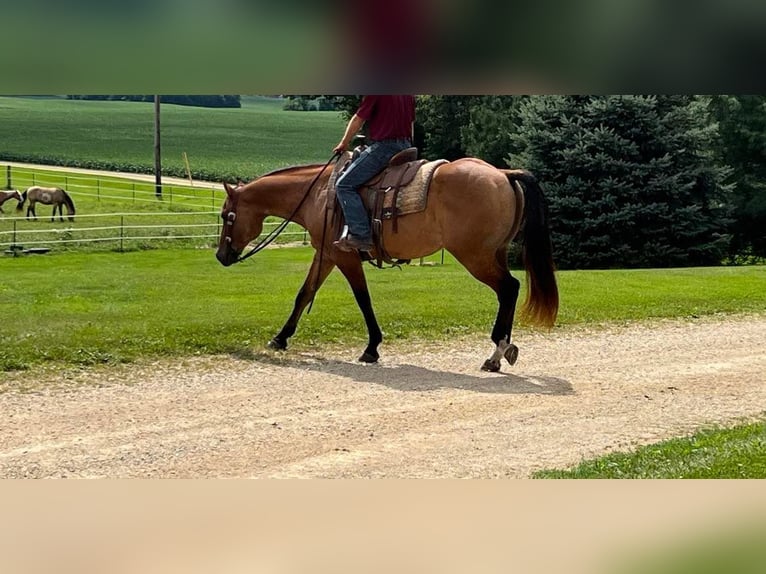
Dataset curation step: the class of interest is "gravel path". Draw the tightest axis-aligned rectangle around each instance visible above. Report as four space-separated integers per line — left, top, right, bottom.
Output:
1 315 764 478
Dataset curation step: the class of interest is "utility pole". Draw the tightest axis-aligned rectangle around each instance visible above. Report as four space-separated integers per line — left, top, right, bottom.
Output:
154 95 162 199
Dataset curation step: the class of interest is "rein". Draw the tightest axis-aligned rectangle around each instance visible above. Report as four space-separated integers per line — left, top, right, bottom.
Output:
230 153 340 263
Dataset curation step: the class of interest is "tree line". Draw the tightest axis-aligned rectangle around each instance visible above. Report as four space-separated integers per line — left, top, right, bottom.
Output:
324 95 764 268
67 95 242 108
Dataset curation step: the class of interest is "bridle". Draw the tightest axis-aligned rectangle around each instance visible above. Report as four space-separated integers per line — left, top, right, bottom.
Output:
222 153 340 263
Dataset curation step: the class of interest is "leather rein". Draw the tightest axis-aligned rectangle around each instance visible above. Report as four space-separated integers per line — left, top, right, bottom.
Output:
223 153 340 263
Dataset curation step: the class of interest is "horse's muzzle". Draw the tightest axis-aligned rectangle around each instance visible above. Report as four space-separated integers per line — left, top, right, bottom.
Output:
216 244 241 267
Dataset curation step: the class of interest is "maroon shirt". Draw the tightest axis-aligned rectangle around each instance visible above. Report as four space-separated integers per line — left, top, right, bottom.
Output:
356 95 415 141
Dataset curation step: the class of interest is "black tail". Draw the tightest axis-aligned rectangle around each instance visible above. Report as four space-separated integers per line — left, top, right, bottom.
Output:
16 190 27 211
62 190 76 219
505 170 559 328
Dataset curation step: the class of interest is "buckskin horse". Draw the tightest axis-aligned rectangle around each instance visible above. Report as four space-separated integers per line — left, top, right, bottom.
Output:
0 189 22 213
17 186 76 222
216 155 558 372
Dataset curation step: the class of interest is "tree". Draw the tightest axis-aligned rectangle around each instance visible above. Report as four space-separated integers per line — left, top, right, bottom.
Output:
709 95 766 260
66 95 241 108
461 95 525 167
417 95 472 160
511 95 732 269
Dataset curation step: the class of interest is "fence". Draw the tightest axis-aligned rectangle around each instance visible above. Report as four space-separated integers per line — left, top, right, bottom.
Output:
0 212 309 253
1 164 309 253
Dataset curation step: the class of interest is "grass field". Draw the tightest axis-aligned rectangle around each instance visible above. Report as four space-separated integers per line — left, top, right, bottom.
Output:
1 248 764 372
0 96 344 179
534 419 766 478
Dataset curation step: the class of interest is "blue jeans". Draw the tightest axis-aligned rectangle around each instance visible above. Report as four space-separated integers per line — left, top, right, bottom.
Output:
336 139 411 240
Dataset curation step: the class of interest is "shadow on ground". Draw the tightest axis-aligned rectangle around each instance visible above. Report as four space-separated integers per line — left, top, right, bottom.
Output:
231 348 573 396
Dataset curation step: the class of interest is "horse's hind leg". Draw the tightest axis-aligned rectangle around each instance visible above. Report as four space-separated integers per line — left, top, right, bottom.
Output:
268 252 336 351
483 271 521 372
451 247 520 372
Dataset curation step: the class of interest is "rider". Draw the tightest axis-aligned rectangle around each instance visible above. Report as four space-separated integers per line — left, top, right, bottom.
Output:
332 95 416 253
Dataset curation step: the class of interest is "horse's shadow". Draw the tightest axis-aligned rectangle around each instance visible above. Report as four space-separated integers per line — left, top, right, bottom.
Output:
231 349 573 396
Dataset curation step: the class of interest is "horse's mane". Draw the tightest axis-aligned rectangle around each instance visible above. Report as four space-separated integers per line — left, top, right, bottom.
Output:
255 163 328 180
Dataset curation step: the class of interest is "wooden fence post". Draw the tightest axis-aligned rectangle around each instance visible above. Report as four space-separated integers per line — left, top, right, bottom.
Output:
6 165 10 189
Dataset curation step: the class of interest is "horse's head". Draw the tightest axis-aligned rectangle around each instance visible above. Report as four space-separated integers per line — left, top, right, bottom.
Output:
216 181 264 266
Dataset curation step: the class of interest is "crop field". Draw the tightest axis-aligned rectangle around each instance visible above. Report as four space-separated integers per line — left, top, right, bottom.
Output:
0 96 345 180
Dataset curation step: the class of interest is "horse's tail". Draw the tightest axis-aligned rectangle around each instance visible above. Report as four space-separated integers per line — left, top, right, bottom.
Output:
62 190 76 218
505 170 559 328
16 190 27 211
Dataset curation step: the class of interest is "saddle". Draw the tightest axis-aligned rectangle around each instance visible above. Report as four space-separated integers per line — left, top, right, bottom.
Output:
328 147 448 268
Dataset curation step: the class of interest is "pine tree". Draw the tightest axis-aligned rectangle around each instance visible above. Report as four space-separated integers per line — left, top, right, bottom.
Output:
709 95 766 261
510 95 732 269
418 95 472 160
461 95 524 168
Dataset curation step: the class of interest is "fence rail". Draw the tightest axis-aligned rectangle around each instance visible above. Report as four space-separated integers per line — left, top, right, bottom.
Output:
1 215 308 251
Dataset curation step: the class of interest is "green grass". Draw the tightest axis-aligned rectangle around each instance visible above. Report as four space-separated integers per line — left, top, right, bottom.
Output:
534 418 766 478
1 249 764 372
0 96 344 179
557 266 766 321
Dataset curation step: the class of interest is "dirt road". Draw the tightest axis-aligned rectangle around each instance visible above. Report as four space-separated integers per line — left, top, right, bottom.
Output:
1 315 764 478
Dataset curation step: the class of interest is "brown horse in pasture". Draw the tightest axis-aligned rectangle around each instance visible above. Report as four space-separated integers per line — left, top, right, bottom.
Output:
215 157 558 372
17 186 76 222
0 189 22 213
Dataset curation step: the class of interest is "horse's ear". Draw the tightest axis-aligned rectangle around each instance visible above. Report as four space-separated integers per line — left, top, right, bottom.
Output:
223 181 234 197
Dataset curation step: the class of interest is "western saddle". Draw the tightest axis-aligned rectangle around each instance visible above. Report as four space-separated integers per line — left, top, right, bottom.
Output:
329 146 446 267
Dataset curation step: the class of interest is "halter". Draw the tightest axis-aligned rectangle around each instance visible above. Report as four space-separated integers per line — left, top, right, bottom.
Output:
222 153 340 263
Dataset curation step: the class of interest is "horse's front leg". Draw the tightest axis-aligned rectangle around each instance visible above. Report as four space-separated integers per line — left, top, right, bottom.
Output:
336 256 382 363
267 251 336 351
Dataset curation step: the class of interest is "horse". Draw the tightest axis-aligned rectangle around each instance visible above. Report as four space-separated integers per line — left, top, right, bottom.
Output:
215 157 559 372
0 189 22 213
17 186 76 222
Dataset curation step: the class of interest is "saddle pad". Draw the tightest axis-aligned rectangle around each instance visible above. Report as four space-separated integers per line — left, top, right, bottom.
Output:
382 159 448 218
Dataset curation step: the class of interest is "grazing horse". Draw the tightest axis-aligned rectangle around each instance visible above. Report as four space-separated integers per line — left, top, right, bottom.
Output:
215 158 559 372
17 186 76 222
0 189 22 213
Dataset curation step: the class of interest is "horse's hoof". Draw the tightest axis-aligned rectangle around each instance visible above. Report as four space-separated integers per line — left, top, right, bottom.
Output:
267 338 287 351
504 344 519 366
481 359 501 372
358 351 379 363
